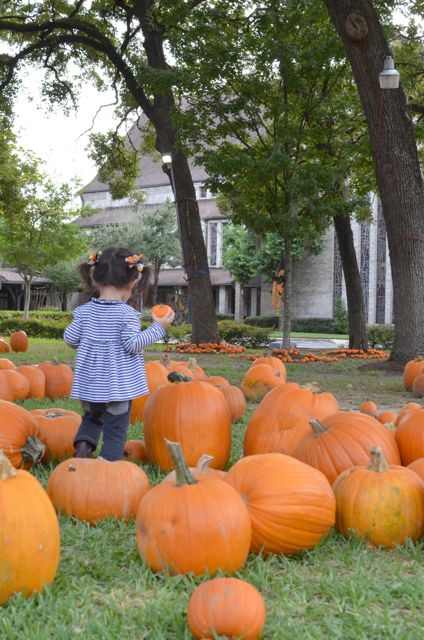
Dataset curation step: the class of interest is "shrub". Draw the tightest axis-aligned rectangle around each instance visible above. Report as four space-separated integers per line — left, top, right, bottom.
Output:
367 325 394 350
245 315 277 328
0 319 66 340
217 320 270 348
291 318 337 333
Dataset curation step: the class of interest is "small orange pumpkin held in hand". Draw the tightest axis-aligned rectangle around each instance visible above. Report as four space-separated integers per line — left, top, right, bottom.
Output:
151 304 174 318
187 577 266 640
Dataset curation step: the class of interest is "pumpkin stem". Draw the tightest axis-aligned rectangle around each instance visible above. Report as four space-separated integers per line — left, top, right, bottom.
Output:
187 357 197 372
161 353 171 368
368 446 390 472
167 372 192 383
302 382 320 393
21 436 45 466
309 418 328 437
165 439 198 486
0 449 17 479
45 410 64 418
196 454 214 470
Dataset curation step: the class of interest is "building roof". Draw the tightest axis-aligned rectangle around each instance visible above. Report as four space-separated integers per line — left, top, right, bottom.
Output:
74 198 225 227
81 119 209 194
158 267 261 288
0 269 51 285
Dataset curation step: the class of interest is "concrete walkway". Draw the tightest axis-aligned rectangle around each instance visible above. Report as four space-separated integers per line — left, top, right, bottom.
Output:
268 337 349 351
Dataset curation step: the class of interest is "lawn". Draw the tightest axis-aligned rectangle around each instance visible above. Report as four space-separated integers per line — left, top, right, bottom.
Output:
1 340 423 639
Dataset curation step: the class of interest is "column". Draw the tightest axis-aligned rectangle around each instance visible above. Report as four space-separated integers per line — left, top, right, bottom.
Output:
218 286 227 314
234 283 243 322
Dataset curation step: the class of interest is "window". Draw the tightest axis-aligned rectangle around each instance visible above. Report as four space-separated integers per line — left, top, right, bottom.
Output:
209 222 218 266
200 186 208 199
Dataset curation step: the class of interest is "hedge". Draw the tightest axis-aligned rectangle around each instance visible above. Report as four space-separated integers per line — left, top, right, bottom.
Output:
367 324 394 350
245 315 337 333
217 320 270 348
0 319 67 339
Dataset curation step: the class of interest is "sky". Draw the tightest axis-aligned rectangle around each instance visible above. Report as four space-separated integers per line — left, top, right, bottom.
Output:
13 68 120 196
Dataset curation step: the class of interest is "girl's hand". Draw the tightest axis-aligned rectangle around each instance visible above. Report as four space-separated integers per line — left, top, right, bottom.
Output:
152 309 175 328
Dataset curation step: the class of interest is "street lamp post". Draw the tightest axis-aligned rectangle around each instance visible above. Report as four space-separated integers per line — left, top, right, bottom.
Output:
161 153 182 242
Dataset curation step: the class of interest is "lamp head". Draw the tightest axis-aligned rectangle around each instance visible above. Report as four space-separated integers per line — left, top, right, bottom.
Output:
161 153 172 166
379 56 400 89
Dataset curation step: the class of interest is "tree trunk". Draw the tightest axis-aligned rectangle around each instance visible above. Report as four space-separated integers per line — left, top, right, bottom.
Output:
333 214 368 349
22 277 32 319
325 0 424 361
135 10 219 345
152 267 159 306
234 283 244 323
162 149 219 343
281 241 292 350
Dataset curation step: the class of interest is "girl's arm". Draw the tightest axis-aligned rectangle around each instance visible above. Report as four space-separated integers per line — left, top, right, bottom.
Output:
64 308 83 348
122 315 166 354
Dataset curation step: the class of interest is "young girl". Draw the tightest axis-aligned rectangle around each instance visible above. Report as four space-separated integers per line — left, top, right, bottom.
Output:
64 245 174 461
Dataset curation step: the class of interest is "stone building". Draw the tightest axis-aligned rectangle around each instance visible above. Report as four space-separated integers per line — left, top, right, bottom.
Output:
76 146 393 324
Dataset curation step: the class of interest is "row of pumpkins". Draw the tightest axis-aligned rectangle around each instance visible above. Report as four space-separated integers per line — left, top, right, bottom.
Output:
2 352 424 639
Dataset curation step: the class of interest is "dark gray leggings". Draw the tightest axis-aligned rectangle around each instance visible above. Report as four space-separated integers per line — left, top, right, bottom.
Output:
74 401 132 461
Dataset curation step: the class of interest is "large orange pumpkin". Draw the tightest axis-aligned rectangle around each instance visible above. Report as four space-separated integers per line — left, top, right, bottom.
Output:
251 355 286 376
123 439 149 463
17 365 46 399
2 369 30 400
403 357 424 390
333 447 424 548
130 359 169 424
30 408 81 461
407 457 424 481
162 354 206 380
395 408 424 465
0 450 60 605
0 400 44 468
216 384 246 423
162 454 226 483
0 338 10 353
10 329 28 352
243 381 338 457
412 373 424 398
201 375 230 387
38 360 73 399
293 412 401 485
0 358 17 369
377 410 397 425
359 400 378 417
0 370 13 402
225 453 336 555
240 364 285 402
187 577 266 640
395 402 421 426
143 373 232 471
136 441 251 575
47 457 150 524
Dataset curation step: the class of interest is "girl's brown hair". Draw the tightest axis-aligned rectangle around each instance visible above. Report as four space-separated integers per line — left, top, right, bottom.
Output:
78 246 151 300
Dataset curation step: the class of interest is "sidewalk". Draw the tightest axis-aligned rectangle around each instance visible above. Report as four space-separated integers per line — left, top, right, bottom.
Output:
268 337 349 351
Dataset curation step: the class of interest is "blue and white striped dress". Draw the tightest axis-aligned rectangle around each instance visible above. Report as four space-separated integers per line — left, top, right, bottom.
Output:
64 299 166 402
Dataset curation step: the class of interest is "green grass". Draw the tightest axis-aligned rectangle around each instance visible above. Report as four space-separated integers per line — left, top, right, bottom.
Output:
2 341 423 638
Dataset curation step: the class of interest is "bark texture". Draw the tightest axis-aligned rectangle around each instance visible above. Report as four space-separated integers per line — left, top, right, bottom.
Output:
325 0 424 361
333 214 368 349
